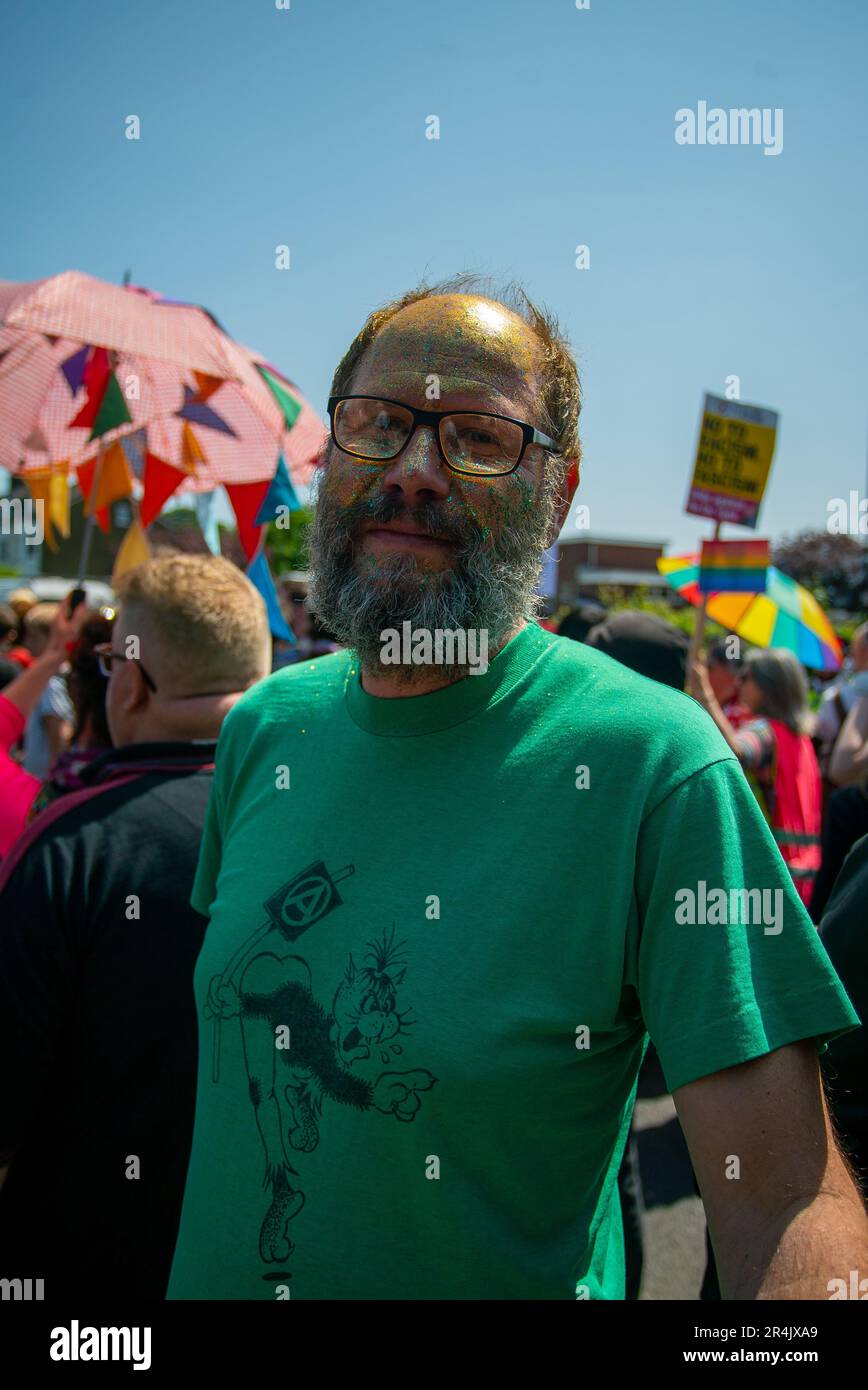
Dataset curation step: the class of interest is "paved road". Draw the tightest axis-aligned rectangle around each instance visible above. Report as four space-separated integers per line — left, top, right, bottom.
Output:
634 1050 708 1301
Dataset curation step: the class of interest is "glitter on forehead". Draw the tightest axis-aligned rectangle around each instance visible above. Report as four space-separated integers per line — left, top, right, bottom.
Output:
469 300 510 335
354 294 543 390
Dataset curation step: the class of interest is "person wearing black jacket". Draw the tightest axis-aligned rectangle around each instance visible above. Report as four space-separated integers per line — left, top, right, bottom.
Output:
820 832 868 1194
0 553 270 1300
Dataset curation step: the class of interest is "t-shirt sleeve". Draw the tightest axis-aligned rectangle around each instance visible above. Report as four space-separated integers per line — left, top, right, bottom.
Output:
42 675 74 723
190 776 224 919
634 756 859 1094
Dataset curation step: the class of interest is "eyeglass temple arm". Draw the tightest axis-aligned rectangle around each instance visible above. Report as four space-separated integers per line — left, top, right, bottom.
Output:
532 427 559 451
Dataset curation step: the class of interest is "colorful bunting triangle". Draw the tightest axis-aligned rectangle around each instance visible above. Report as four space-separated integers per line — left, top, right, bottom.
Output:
257 365 303 430
176 385 237 436
24 469 70 552
254 455 300 526
60 345 89 395
91 441 134 513
75 455 97 506
120 427 148 480
192 372 224 402
69 386 107 434
112 518 151 583
225 480 269 560
246 550 294 642
88 372 133 440
140 452 188 528
181 422 206 472
75 455 112 534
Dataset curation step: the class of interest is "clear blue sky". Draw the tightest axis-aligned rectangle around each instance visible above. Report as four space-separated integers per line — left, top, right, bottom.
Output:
3 0 866 553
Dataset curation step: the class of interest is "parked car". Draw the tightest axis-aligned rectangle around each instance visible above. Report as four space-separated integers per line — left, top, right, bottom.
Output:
0 576 114 609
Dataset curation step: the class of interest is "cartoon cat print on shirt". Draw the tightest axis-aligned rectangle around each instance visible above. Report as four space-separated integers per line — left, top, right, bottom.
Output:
204 861 437 1265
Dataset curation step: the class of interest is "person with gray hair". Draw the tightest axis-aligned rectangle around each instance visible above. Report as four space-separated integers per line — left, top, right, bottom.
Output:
692 646 823 907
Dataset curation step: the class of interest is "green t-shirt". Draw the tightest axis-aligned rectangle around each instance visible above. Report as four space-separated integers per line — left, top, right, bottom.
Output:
167 623 857 1301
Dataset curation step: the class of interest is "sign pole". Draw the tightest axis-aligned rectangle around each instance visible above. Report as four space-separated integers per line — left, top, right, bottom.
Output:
685 520 721 691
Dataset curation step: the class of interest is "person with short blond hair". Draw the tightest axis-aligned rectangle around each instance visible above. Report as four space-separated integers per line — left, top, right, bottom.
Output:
115 552 270 698
0 553 270 1300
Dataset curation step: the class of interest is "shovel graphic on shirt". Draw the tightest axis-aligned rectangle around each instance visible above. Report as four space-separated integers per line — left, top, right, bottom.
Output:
209 861 355 1083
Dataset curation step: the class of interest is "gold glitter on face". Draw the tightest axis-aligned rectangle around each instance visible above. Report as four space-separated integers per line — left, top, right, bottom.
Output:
322 294 557 565
351 294 545 413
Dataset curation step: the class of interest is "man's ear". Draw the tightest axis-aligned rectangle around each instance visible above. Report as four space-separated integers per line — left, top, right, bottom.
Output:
120 661 152 715
547 456 581 547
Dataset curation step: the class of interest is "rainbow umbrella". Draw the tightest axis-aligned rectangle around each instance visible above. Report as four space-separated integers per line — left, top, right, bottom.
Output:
657 554 843 673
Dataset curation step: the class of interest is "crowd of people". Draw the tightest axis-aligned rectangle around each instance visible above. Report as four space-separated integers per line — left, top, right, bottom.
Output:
0 277 866 1302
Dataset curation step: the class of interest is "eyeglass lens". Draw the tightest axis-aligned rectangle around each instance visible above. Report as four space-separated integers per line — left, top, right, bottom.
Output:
333 398 524 475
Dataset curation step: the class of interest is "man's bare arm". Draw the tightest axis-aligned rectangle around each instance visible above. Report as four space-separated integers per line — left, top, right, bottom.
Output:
674 1040 868 1299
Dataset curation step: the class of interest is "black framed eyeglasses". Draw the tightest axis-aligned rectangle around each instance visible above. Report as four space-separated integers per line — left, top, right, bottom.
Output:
95 643 158 692
327 395 559 478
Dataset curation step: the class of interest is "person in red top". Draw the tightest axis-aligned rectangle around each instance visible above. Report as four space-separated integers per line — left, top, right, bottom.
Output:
692 647 822 908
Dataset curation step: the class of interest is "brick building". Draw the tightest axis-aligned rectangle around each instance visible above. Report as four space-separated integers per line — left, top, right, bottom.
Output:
556 534 671 604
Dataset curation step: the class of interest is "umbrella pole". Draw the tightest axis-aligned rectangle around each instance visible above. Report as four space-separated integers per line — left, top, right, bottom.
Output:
76 448 105 586
685 521 721 690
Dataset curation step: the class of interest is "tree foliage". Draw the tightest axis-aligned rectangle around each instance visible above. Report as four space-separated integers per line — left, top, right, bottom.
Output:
264 506 313 575
772 530 867 615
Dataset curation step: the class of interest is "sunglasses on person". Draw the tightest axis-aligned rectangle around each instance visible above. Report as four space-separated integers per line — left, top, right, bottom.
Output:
327 395 559 478
94 643 158 692
94 642 243 700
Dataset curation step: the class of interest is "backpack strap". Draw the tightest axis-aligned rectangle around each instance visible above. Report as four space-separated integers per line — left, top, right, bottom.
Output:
0 770 143 893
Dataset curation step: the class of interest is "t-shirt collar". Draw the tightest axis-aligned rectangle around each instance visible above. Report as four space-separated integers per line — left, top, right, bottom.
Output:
344 621 551 737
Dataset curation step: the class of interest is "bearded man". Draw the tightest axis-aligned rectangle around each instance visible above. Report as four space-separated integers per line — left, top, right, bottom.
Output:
168 278 864 1301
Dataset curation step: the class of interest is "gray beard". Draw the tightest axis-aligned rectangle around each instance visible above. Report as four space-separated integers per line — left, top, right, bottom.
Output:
307 467 560 685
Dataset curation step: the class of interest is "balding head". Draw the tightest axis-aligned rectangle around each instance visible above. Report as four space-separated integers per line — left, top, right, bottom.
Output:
310 277 583 687
330 276 582 464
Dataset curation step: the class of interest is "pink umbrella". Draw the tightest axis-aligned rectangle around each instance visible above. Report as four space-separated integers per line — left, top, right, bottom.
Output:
0 271 323 490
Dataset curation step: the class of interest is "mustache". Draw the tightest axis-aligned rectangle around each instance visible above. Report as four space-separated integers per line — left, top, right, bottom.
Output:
330 492 482 551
